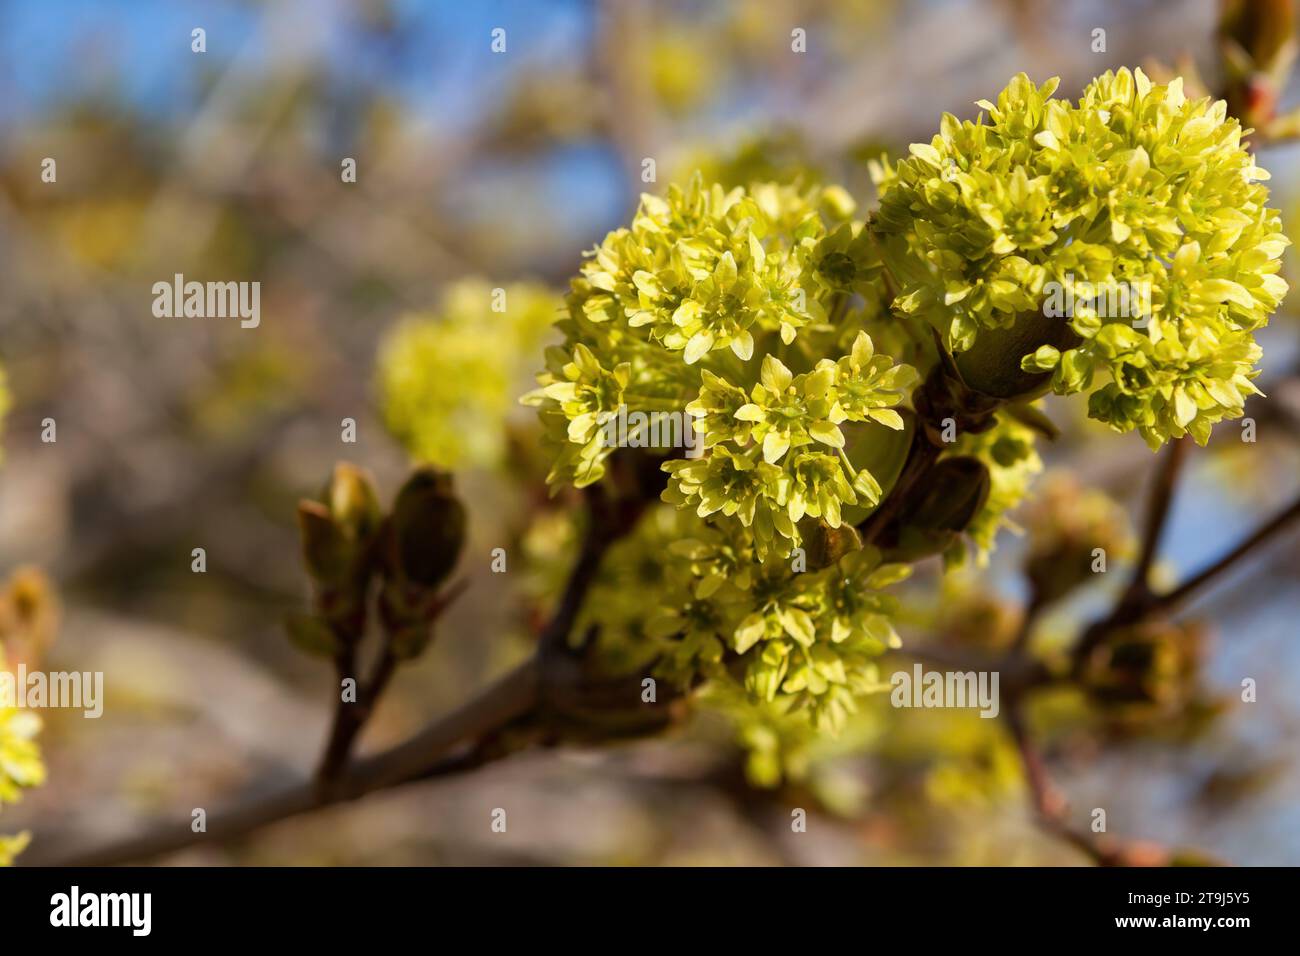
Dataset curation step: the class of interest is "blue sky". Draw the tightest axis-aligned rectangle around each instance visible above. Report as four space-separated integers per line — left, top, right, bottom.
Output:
0 0 625 249
0 0 594 128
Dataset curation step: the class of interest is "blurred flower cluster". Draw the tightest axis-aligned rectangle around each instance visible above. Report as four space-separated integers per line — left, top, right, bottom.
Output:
378 281 559 470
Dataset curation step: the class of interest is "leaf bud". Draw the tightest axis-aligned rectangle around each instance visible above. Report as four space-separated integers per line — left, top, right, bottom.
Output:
385 468 466 590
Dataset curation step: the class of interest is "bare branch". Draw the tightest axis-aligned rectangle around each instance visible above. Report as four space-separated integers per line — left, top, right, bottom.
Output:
32 659 539 867
1121 436 1190 612
36 484 648 866
1147 491 1300 616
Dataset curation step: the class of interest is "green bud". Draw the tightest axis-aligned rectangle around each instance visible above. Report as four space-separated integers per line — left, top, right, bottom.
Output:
1082 619 1204 708
386 468 466 589
297 464 383 588
953 308 1080 400
327 463 381 543
903 456 990 533
880 457 991 562
1220 0 1293 79
1024 474 1135 605
296 500 351 584
839 414 914 526
799 519 863 570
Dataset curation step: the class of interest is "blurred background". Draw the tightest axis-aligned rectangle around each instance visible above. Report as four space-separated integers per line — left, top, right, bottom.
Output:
1 0 1299 865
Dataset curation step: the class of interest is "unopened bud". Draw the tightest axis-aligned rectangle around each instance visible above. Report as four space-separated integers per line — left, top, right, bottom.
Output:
327 463 381 542
296 500 351 584
387 468 466 589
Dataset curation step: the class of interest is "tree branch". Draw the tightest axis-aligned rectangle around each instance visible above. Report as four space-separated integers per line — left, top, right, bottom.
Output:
31 658 540 867
314 644 363 783
1008 490 1300 866
1145 491 1300 617
315 577 470 786
1002 698 1190 866
1118 436 1190 616
1003 700 1064 821
36 484 648 866
1008 591 1046 656
1075 489 1300 677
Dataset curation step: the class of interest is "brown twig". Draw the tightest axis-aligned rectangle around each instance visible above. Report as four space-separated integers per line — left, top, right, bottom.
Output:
1008 591 1046 657
30 658 541 867
38 486 647 866
1071 439 1190 668
1075 489 1300 677
1118 437 1190 618
314 644 363 784
315 579 470 788
1002 697 1180 866
1012 487 1300 865
1145 492 1300 617
1003 700 1064 821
